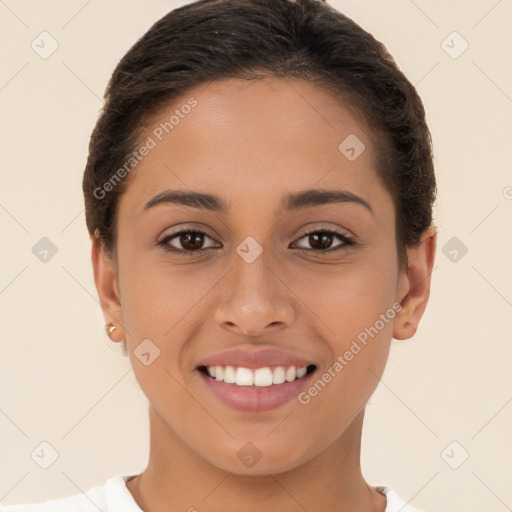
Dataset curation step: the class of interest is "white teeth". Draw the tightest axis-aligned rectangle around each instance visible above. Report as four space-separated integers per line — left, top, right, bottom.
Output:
254 368 273 387
235 367 254 386
205 365 310 387
285 367 296 382
214 365 224 381
223 365 236 384
272 366 286 384
296 367 307 379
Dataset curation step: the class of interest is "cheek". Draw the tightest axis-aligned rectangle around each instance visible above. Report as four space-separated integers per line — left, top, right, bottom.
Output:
288 256 396 409
295 292 393 451
118 252 222 340
290 252 398 339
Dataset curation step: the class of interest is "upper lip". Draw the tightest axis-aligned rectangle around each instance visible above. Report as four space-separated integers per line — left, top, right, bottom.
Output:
197 348 315 370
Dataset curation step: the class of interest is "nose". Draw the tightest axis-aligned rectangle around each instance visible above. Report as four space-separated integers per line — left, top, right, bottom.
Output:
213 251 295 337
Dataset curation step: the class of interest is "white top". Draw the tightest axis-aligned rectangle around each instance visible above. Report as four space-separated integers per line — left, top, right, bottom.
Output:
0 475 423 511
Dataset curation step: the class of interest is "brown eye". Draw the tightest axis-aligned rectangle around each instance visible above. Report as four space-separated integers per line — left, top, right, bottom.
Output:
178 232 205 251
307 232 334 250
159 230 218 254
158 228 356 257
293 229 356 254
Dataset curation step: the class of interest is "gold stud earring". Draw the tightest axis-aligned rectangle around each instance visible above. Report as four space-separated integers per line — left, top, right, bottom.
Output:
105 323 117 334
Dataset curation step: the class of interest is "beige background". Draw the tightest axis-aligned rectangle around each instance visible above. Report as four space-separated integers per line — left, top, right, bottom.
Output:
0 1 511 511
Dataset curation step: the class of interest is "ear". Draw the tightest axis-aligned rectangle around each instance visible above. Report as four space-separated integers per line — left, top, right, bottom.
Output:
91 238 126 342
393 226 437 340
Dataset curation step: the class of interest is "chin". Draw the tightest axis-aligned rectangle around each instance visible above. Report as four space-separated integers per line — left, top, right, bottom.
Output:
200 440 312 476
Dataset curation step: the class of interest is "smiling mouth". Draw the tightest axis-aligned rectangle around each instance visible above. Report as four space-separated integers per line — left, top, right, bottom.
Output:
197 364 317 387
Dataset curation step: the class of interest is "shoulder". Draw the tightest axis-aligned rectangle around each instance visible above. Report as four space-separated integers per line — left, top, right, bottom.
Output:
375 485 425 512
0 475 140 512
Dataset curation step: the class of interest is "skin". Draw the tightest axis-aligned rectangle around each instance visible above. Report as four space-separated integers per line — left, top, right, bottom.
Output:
92 76 436 512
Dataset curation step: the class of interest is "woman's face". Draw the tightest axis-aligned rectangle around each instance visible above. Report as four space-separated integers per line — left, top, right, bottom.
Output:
98 77 420 474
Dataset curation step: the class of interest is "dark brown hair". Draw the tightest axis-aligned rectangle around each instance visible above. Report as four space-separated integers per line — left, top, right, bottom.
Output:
82 0 436 271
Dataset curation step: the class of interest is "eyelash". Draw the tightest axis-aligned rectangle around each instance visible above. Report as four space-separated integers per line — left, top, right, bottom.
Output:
157 228 356 256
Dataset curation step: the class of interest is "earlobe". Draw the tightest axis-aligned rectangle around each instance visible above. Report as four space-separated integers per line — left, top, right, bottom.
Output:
393 226 437 341
91 238 125 342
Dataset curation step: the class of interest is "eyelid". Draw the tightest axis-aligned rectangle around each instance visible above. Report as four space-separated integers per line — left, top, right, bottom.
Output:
292 224 355 242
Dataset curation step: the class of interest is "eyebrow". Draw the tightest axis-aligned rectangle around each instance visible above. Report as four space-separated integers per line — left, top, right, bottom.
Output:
143 188 374 216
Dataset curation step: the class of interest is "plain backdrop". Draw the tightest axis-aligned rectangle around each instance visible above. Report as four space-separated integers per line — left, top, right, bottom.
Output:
0 1 511 511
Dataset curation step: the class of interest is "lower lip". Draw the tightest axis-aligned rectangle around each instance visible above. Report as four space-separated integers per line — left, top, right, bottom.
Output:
197 370 315 412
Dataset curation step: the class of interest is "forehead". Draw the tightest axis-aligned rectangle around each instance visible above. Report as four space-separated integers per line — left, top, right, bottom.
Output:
119 76 392 219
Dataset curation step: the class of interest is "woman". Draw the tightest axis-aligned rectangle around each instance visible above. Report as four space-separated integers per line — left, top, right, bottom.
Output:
2 0 436 510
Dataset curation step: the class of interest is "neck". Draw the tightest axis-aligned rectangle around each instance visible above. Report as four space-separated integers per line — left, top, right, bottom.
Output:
126 406 386 512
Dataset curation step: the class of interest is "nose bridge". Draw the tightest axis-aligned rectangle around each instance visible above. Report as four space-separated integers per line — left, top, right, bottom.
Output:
213 235 295 335
228 209 277 289
229 238 276 307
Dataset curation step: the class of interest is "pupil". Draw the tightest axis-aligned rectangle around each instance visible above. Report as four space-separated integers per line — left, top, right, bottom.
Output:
182 232 203 250
311 233 331 250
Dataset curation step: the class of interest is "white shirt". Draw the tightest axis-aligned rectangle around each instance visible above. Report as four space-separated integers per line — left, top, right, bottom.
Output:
0 475 423 511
